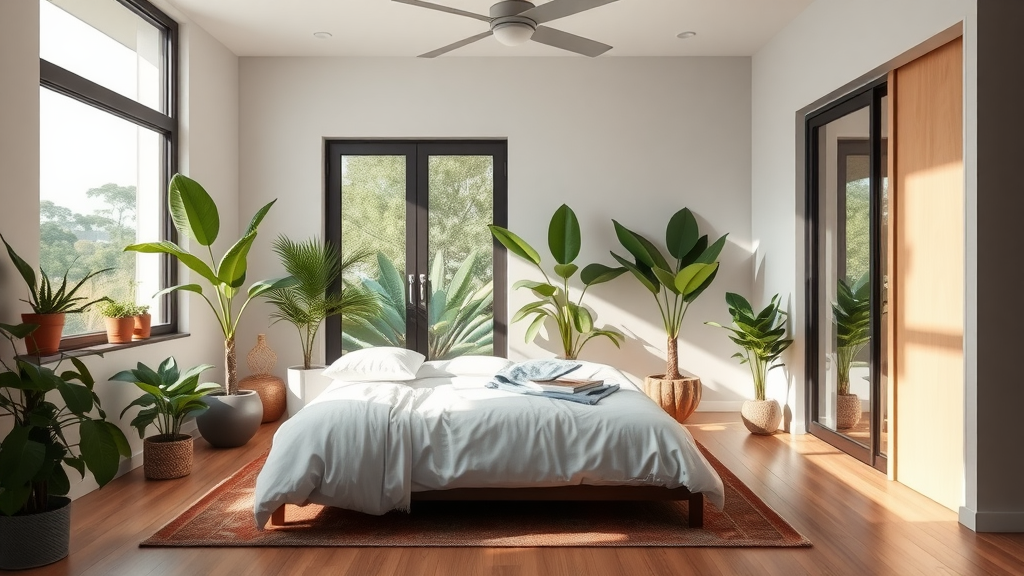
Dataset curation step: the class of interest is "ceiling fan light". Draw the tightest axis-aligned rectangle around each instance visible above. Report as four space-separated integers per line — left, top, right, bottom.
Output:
492 21 535 47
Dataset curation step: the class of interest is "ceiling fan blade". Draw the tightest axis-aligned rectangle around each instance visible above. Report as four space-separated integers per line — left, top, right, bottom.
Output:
419 31 493 58
519 0 621 25
531 26 611 57
392 0 490 22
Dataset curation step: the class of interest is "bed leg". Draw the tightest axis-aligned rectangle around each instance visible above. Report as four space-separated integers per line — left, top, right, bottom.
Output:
688 493 704 529
270 505 286 526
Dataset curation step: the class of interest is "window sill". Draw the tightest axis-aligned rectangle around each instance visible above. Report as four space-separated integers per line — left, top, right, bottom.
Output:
18 332 190 365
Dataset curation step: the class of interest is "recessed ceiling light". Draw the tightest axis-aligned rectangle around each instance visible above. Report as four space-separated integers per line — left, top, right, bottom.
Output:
313 31 333 40
676 31 697 39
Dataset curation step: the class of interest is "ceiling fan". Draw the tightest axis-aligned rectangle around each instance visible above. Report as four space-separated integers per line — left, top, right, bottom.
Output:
393 0 622 58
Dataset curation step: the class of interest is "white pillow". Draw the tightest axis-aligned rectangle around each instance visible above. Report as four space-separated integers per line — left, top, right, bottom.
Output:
322 347 425 382
416 355 514 379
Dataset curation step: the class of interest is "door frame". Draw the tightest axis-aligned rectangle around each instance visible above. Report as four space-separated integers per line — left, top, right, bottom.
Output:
804 79 888 473
324 139 508 363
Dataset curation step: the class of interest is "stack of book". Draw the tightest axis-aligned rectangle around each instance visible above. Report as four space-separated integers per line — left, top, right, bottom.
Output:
524 377 603 393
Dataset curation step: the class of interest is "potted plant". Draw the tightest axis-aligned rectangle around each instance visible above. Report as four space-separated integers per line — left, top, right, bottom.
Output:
706 293 793 435
96 298 136 344
488 204 626 359
111 358 218 479
833 274 870 429
609 208 726 421
0 322 130 570
124 173 294 448
132 303 151 340
261 236 380 416
1 234 110 355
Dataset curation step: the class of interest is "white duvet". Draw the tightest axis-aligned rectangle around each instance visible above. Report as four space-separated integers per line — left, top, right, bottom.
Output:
253 362 725 528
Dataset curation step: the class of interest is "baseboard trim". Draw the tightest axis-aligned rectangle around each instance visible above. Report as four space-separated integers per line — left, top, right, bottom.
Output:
959 507 1024 532
696 401 743 412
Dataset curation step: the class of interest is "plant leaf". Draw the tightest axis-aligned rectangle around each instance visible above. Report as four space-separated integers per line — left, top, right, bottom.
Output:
125 241 219 285
666 208 699 261
217 231 257 288
611 252 658 293
553 263 578 279
580 263 626 286
612 220 654 268
695 234 729 264
548 204 581 265
489 225 541 265
168 173 220 246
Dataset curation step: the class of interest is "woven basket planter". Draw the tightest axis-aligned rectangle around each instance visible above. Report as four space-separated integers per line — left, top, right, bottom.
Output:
740 399 782 435
0 497 70 570
643 374 702 423
144 434 194 480
836 393 862 430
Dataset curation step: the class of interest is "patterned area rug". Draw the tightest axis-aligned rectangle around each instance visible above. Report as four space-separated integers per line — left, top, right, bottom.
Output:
142 444 810 548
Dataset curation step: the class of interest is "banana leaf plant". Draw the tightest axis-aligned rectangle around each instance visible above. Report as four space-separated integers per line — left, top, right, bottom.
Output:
610 208 727 380
124 174 295 394
0 322 130 516
342 251 494 359
489 204 626 360
833 273 871 396
706 293 793 401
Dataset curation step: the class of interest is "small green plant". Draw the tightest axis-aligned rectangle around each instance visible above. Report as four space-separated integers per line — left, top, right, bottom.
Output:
263 236 380 369
96 298 136 319
124 174 295 394
610 209 726 380
130 303 150 316
833 273 871 396
489 204 626 360
0 323 130 515
706 293 793 401
111 358 219 439
1 233 111 314
343 251 493 359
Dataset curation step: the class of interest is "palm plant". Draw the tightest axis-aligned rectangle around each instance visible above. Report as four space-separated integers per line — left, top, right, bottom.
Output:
706 293 793 401
263 236 381 369
833 273 871 396
611 209 727 380
342 251 494 359
124 174 294 394
489 204 626 360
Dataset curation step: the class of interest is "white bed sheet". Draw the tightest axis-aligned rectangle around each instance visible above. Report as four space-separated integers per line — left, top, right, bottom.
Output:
253 361 724 528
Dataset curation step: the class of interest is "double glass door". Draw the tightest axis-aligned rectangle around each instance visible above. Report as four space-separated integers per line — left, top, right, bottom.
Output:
807 82 888 472
325 141 507 363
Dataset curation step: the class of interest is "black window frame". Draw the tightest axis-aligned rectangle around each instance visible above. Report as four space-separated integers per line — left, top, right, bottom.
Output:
324 139 509 363
38 0 179 350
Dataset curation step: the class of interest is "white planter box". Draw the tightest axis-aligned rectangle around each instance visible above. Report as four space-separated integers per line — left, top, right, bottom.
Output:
286 366 334 417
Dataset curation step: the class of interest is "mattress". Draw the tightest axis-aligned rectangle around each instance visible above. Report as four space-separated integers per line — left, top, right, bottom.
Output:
253 361 724 528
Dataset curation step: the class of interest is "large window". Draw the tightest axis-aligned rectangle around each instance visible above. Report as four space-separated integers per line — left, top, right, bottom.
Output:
39 0 177 346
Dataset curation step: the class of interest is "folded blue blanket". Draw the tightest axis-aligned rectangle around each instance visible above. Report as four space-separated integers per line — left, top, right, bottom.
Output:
487 359 620 405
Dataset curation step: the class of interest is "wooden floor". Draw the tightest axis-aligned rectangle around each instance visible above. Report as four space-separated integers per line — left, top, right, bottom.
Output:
24 413 1024 576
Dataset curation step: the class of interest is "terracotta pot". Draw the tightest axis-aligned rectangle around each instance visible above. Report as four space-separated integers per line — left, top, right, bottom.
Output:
143 434 193 480
740 399 783 435
104 316 135 344
240 375 286 423
837 393 862 429
133 313 152 340
20 313 65 356
643 374 702 423
0 497 70 570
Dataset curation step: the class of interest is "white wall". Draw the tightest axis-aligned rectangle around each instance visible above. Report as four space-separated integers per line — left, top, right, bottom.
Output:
0 0 239 499
750 0 975 435
236 57 754 410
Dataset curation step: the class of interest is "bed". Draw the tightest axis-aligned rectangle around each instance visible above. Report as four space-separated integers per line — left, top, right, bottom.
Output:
253 356 725 530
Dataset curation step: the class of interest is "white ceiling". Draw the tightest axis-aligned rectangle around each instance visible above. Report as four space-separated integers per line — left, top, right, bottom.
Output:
167 0 814 58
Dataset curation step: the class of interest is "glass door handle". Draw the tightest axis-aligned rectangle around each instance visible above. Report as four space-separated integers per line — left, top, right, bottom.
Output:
419 273 427 306
407 274 415 305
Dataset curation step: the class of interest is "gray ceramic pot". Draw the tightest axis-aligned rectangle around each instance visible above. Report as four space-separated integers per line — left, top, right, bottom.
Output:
0 497 71 570
196 390 264 448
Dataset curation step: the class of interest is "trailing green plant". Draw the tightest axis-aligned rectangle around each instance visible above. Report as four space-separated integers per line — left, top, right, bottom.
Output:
263 236 381 370
342 250 494 360
1 233 111 314
111 357 219 439
489 204 626 360
833 273 871 396
0 322 130 516
96 298 136 319
706 293 793 401
124 174 295 394
610 209 727 380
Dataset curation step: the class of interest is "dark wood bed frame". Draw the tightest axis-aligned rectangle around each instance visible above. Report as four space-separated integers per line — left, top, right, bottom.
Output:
270 484 704 529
